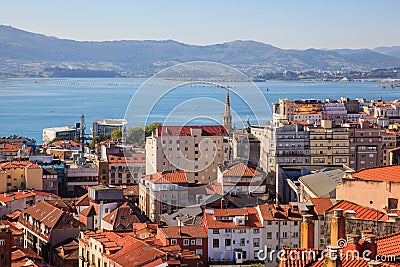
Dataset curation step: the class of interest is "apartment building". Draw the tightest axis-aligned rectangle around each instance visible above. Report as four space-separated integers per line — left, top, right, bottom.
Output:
107 153 145 185
346 122 396 170
203 207 265 264
139 170 189 223
146 125 229 183
251 123 310 172
306 120 349 165
0 161 43 192
18 200 81 263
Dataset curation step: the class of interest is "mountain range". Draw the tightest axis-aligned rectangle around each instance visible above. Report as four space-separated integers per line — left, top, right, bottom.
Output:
1 25 400 76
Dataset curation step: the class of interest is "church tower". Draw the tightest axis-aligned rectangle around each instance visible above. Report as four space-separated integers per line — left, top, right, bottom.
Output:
223 89 233 134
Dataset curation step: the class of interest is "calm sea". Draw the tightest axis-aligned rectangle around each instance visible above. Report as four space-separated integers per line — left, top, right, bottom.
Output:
1 78 399 144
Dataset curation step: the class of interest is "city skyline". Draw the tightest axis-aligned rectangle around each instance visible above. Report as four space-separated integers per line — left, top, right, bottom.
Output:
1 0 400 49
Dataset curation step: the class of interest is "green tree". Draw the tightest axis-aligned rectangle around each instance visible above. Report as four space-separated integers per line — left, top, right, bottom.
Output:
126 126 145 145
145 122 161 137
111 129 122 140
89 135 109 149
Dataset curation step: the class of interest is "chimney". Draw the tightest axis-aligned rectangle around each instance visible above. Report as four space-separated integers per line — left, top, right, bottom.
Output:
345 210 356 219
368 261 382 267
301 214 314 249
324 246 342 267
330 209 346 247
387 213 398 222
220 197 225 209
362 233 377 259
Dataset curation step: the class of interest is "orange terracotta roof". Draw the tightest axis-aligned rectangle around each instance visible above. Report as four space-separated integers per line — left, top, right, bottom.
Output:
157 125 228 136
377 231 400 256
0 160 41 169
158 225 207 239
204 207 263 229
48 140 81 148
222 163 262 177
0 143 19 152
309 197 334 215
108 153 146 164
75 193 89 206
102 202 147 228
326 200 385 221
352 165 400 183
143 170 187 184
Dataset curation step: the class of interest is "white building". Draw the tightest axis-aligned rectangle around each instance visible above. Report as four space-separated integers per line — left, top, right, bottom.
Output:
42 126 76 144
204 207 265 264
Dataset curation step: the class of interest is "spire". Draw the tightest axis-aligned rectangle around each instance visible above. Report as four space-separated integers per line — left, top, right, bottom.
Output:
223 89 233 134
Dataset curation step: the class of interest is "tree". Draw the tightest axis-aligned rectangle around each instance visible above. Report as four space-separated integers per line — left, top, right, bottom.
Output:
111 129 122 140
145 122 161 137
89 135 109 149
126 126 145 145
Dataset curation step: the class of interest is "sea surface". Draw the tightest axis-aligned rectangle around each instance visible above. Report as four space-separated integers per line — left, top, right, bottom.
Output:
1 78 399 144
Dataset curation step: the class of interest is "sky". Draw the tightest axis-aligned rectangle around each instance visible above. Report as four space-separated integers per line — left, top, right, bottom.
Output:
1 0 399 49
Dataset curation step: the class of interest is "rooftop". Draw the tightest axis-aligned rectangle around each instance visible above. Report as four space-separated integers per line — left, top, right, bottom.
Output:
351 165 400 183
156 125 228 137
143 170 188 184
222 163 262 177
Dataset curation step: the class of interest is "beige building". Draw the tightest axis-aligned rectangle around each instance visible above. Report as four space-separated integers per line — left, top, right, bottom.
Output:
306 120 349 165
337 165 400 211
139 170 189 223
0 161 43 192
145 125 230 183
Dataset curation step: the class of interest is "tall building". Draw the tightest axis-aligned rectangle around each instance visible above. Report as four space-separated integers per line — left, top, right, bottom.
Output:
223 89 233 134
145 125 229 183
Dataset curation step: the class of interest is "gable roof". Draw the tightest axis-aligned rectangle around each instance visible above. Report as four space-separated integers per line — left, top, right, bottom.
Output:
222 163 262 177
309 197 334 215
377 231 400 256
143 170 187 184
326 200 386 221
158 225 207 239
0 160 41 169
299 169 344 198
351 165 400 183
204 207 263 229
157 125 228 137
102 202 147 229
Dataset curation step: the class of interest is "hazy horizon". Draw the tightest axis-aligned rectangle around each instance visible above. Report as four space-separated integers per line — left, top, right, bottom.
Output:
1 0 399 50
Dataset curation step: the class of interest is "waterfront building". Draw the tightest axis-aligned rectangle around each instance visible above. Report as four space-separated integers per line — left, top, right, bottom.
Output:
92 119 127 138
42 126 76 144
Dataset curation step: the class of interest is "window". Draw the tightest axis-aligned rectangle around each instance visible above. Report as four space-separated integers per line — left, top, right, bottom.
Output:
196 239 202 245
171 239 177 245
183 239 189 246
239 229 246 234
48 182 54 188
240 238 245 246
253 229 260 234
213 229 219 234
225 239 231 246
0 239 5 247
283 232 288 239
191 239 196 245
253 238 260 247
213 239 219 248
267 232 272 239
267 221 272 225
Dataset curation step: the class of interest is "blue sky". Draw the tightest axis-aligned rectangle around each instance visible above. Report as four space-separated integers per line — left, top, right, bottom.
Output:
1 0 399 49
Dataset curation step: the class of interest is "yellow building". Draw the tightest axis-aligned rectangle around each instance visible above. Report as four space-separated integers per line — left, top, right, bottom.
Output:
0 161 43 192
306 120 349 165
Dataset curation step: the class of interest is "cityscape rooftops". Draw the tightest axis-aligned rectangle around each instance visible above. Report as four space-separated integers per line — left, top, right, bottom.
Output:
0 160 41 170
158 225 207 239
156 125 228 137
222 163 262 177
143 170 188 184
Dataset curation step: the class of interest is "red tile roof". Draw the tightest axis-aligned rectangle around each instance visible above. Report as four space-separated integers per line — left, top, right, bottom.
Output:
108 153 146 164
377 231 400 256
257 204 303 221
0 190 58 203
143 170 188 184
326 200 386 221
351 165 400 183
204 207 263 229
158 225 207 239
309 197 334 215
48 140 81 148
102 202 147 229
0 160 41 169
157 125 228 137
222 163 262 177
0 143 19 153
